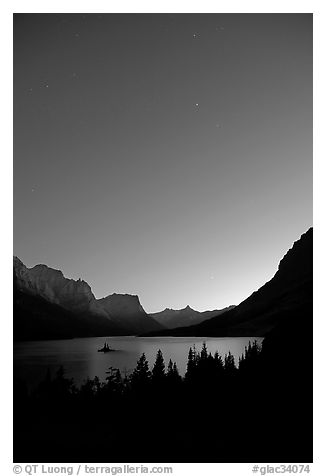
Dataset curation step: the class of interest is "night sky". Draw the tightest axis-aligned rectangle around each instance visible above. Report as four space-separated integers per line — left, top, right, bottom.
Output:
13 13 312 312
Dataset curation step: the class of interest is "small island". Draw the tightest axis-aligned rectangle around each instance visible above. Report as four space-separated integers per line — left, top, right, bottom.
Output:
97 342 115 353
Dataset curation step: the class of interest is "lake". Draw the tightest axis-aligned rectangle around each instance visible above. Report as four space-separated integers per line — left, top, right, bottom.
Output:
14 336 263 388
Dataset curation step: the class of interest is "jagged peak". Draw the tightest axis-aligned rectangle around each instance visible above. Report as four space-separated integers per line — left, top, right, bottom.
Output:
31 264 64 276
156 305 196 314
101 292 140 302
13 256 91 283
13 256 94 298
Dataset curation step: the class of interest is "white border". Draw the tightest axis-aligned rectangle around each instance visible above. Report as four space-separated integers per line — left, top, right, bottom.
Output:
2 2 324 474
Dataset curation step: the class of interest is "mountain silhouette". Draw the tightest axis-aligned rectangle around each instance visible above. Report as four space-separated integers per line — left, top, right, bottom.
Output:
13 228 312 339
145 228 312 337
97 293 164 334
150 304 235 329
13 258 163 340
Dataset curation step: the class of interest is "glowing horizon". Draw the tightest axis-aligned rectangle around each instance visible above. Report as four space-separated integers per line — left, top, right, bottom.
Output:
14 14 312 314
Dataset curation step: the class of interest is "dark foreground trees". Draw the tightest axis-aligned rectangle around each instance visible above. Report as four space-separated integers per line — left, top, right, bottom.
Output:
14 338 312 463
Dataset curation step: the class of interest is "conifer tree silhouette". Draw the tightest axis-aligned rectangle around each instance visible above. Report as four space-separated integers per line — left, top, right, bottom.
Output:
172 362 180 379
200 342 208 360
214 350 224 372
152 349 165 382
166 359 181 390
131 353 151 389
167 358 174 378
224 351 236 375
185 346 196 381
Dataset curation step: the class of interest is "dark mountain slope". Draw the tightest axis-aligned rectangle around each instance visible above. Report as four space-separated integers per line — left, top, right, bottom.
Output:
146 228 312 337
13 258 163 340
97 293 163 334
13 277 127 341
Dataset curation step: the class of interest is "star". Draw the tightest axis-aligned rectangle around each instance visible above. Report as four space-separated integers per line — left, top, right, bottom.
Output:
193 33 199 39
195 103 200 108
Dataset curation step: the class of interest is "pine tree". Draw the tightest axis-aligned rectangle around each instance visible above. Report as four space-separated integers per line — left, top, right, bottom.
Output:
167 359 181 387
193 345 200 366
198 344 217 384
224 351 236 375
152 349 165 383
131 353 151 388
185 347 195 381
200 342 208 360
214 351 224 372
239 340 262 375
167 359 174 378
172 362 180 378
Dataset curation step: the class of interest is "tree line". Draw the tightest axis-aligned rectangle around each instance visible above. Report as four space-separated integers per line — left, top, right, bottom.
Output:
14 338 311 463
15 340 262 403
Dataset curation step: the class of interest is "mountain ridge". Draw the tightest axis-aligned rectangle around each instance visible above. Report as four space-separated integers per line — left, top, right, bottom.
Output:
13 227 312 340
143 228 313 337
13 257 163 339
150 304 235 329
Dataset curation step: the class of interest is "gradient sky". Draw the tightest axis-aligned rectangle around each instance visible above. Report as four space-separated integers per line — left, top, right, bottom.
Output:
13 13 312 312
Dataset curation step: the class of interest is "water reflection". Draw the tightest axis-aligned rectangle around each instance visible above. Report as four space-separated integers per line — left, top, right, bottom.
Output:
14 336 263 388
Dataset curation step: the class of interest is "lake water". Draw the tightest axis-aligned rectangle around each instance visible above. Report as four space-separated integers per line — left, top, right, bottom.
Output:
14 336 263 388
